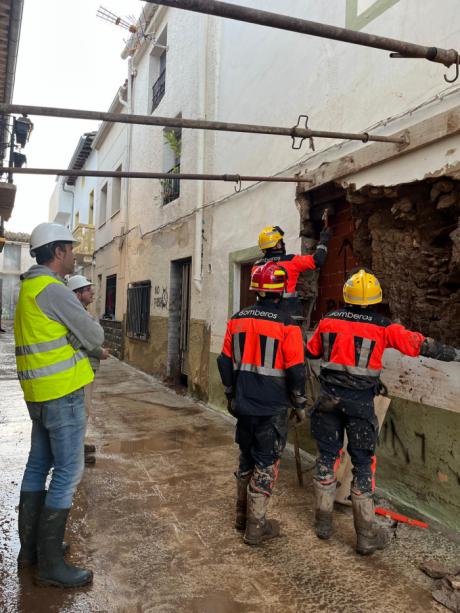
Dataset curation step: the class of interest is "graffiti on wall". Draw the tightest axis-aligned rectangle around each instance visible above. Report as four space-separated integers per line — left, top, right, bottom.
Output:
153 285 169 310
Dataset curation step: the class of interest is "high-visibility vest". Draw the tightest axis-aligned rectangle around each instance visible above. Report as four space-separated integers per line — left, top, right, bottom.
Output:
14 275 94 402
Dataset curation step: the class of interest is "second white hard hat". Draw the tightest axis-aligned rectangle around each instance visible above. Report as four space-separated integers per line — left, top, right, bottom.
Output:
67 275 93 292
30 222 79 257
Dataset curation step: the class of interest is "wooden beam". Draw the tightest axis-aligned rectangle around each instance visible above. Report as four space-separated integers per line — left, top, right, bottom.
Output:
298 105 460 188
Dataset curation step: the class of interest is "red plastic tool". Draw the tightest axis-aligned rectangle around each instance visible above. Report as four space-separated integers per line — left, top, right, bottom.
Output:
375 507 428 529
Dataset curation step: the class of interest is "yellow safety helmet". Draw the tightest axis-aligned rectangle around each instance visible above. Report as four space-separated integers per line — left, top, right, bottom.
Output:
258 226 284 250
343 269 382 306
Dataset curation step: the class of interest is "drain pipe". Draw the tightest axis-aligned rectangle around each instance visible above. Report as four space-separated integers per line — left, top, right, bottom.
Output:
119 58 134 314
62 182 75 229
193 14 209 292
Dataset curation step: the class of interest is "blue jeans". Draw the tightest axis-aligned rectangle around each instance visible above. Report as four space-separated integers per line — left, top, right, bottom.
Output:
21 388 86 509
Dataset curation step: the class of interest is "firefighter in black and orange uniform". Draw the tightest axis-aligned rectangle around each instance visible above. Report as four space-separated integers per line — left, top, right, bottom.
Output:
255 225 331 319
217 261 306 546
306 268 460 555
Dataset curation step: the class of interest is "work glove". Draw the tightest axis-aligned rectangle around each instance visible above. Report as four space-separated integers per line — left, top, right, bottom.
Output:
290 407 307 424
319 227 332 246
290 390 307 410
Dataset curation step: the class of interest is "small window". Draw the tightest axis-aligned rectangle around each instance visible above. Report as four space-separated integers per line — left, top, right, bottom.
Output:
162 126 181 205
126 281 151 340
111 166 122 216
99 183 108 227
149 28 167 112
104 274 117 319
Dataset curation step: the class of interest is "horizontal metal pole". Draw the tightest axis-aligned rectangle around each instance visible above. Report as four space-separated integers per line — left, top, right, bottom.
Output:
146 0 459 67
0 167 307 182
0 104 407 145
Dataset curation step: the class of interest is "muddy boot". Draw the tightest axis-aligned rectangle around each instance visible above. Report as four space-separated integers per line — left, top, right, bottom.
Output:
37 507 93 588
351 492 391 556
313 480 336 540
235 475 251 531
18 492 69 568
243 490 280 546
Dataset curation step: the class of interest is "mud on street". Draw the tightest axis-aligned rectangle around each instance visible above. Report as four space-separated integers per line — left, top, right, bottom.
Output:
1 324 459 613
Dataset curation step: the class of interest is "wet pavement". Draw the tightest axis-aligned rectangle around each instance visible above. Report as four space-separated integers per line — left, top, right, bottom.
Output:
1 322 459 612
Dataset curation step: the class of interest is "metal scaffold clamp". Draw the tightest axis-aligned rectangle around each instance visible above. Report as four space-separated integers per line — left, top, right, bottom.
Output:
444 52 460 83
291 115 315 151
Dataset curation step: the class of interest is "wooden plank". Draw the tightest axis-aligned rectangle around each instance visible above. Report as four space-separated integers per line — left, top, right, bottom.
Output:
298 106 460 188
381 350 460 414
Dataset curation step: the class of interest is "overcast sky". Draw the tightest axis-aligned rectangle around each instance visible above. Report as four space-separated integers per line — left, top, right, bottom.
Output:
6 0 145 232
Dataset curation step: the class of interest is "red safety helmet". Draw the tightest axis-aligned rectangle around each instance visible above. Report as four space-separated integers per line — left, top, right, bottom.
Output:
250 261 287 294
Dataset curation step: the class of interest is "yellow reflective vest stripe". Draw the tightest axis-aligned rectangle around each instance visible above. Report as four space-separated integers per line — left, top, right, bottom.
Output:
14 275 94 402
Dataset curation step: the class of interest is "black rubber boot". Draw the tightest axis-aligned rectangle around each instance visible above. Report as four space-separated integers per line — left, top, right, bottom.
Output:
235 474 251 531
243 490 280 546
351 492 391 556
313 480 336 540
18 490 46 568
37 507 93 588
18 491 69 568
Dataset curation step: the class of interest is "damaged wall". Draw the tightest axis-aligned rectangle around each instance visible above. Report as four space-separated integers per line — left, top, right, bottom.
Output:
349 178 460 344
296 175 460 530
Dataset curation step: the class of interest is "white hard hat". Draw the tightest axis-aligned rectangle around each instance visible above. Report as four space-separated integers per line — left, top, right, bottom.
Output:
30 222 79 257
67 275 93 292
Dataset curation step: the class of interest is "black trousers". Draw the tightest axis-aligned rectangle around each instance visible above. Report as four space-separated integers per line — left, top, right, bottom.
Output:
235 412 288 496
311 384 378 494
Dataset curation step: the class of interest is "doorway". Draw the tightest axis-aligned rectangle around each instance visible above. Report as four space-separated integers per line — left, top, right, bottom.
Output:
168 258 191 386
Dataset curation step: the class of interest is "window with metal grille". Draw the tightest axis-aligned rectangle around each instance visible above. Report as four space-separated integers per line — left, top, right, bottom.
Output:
126 281 151 341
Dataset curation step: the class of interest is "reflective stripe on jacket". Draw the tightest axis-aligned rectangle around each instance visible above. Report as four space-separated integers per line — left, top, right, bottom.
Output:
14 275 94 402
306 306 425 389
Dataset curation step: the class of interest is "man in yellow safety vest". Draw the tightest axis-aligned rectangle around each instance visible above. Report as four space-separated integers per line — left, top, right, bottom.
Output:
15 222 104 588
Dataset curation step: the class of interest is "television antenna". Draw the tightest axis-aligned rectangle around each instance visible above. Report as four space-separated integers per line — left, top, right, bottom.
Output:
96 5 168 53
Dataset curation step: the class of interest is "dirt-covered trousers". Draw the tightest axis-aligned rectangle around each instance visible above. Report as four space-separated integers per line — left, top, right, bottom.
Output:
310 384 378 495
235 412 288 496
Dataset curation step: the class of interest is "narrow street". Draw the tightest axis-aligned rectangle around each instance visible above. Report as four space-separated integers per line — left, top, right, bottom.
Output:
1 323 459 613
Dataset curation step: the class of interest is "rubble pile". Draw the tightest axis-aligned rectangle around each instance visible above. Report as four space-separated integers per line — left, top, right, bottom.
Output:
421 559 460 612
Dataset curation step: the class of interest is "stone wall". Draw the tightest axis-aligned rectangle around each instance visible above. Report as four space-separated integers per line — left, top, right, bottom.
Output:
349 178 460 343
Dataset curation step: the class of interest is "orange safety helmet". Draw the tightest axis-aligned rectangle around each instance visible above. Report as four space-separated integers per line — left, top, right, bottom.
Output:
250 261 287 294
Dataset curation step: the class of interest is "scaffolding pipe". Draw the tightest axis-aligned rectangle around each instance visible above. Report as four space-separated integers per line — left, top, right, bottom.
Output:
0 103 407 145
0 167 307 183
146 0 460 68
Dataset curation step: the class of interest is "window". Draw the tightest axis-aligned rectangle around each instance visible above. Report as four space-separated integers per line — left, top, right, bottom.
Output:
126 281 151 341
99 183 108 227
111 166 122 216
149 28 167 112
89 190 94 225
3 244 21 272
104 274 117 319
162 126 181 205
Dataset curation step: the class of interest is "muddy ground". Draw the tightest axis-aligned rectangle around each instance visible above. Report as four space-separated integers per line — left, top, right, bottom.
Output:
1 324 459 613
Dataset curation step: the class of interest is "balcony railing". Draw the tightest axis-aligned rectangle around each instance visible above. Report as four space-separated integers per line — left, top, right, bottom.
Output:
162 165 180 205
151 69 166 113
72 223 95 263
